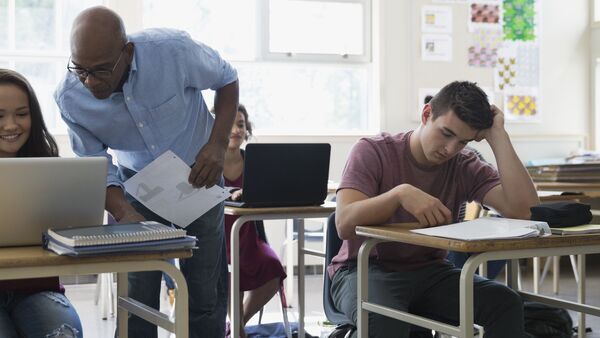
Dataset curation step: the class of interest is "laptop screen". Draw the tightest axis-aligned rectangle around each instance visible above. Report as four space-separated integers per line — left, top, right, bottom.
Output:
0 157 107 246
240 143 330 207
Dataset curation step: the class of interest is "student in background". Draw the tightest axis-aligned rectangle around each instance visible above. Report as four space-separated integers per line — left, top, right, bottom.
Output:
0 68 83 337
223 104 286 337
331 81 539 338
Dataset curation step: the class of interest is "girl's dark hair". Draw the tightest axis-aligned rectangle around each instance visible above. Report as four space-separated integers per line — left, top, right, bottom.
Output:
0 68 58 157
237 103 253 139
429 81 493 130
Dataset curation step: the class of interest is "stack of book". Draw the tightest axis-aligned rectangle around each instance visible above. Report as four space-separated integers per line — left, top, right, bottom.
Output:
527 163 600 182
43 221 196 256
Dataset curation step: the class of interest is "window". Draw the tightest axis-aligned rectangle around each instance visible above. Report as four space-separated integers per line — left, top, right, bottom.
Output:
0 0 103 133
142 0 374 134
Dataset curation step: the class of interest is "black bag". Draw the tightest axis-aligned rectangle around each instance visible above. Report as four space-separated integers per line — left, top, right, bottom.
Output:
524 301 573 338
530 202 592 227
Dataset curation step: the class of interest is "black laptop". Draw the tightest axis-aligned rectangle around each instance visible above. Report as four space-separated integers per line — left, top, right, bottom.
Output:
224 143 331 208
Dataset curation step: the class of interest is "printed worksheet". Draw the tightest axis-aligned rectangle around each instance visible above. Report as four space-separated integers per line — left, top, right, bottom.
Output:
124 150 230 227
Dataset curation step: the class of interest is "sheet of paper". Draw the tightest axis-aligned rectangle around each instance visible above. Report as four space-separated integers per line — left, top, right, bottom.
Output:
124 150 231 228
411 217 550 241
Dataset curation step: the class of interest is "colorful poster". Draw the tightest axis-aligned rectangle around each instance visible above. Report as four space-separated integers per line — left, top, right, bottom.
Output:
468 46 497 67
503 0 537 41
494 47 517 91
504 90 539 122
468 2 501 31
421 34 453 62
422 5 453 34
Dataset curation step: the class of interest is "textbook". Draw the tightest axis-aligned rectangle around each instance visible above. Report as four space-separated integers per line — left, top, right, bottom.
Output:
411 217 551 241
550 224 600 235
43 235 197 257
46 221 187 247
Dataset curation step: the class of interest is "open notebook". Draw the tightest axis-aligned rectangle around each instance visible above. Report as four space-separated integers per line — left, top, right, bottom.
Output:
411 217 551 241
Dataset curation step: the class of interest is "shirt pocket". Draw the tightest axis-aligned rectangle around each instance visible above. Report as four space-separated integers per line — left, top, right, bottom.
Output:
148 94 186 139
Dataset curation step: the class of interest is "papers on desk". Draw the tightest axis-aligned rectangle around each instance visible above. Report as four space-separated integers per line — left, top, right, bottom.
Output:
550 224 600 235
411 217 551 241
124 151 231 227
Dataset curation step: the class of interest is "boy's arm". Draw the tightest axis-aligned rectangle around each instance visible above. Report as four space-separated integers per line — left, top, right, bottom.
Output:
336 185 452 240
481 106 540 219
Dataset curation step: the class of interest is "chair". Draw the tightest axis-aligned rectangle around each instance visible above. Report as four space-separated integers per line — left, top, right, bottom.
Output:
325 213 441 338
323 212 356 336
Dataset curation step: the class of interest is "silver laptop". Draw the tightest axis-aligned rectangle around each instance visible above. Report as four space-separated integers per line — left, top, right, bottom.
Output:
0 157 107 247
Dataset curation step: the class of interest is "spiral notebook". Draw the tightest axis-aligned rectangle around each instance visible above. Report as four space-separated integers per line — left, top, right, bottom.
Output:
46 221 186 247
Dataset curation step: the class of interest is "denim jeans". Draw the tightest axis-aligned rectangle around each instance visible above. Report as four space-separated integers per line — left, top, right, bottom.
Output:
0 291 82 338
331 261 525 338
117 166 228 338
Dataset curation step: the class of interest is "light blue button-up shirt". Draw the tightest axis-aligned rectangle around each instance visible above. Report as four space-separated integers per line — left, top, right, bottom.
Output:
55 28 238 189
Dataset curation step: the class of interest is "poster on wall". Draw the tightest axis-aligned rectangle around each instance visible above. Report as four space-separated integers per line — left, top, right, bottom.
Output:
468 1 502 32
503 0 539 42
503 88 540 123
422 5 453 34
421 34 453 61
468 28 502 68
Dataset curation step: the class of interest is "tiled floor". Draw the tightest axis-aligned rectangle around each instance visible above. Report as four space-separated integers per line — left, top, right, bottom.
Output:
66 257 600 337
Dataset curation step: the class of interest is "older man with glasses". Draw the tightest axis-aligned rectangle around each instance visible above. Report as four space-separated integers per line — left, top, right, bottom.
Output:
54 6 239 338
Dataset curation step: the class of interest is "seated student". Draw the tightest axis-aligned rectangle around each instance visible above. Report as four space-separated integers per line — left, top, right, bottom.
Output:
223 104 287 337
330 81 539 338
0 68 83 337
425 94 506 280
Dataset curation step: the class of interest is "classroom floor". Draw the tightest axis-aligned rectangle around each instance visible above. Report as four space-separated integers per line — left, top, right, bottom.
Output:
65 257 600 338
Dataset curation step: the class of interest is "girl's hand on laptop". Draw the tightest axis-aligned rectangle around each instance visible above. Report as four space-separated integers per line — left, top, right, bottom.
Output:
231 189 243 201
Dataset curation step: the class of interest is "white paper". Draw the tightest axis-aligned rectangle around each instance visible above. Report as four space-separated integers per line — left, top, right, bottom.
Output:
124 150 231 228
411 217 550 241
421 34 452 61
422 5 453 33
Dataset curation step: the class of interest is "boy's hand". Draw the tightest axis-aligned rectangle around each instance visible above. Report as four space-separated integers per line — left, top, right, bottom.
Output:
476 105 506 144
397 184 452 227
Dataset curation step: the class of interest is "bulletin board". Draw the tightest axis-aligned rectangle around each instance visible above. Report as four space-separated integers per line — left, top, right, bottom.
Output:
411 0 541 123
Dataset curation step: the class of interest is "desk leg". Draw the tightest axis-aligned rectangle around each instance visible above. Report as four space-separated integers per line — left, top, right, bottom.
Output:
295 218 306 338
286 220 295 303
231 216 251 338
460 255 482 338
117 272 128 337
577 254 586 338
357 239 380 338
533 257 540 294
553 256 560 295
506 259 519 290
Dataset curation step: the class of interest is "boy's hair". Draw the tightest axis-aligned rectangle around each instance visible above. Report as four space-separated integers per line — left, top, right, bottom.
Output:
428 81 493 130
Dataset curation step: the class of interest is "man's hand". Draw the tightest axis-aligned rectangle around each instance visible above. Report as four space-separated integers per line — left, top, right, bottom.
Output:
397 184 452 227
189 141 227 188
476 105 506 143
230 189 243 201
117 210 146 224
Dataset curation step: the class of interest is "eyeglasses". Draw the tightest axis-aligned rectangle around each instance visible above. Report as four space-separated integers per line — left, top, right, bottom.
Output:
67 46 126 80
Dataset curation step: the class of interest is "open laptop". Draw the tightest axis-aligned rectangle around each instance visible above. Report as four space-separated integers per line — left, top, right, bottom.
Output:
0 157 107 247
225 143 330 208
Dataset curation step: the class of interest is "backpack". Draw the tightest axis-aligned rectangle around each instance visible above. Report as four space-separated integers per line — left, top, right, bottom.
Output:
523 301 573 338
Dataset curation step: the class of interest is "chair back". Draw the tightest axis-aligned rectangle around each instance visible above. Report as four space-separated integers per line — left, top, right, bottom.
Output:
323 212 354 326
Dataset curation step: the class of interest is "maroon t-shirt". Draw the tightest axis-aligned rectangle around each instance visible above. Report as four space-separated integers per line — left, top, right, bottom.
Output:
328 131 500 276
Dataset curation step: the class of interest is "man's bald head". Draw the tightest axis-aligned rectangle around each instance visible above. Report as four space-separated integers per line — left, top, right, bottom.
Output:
71 6 127 55
69 6 133 99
